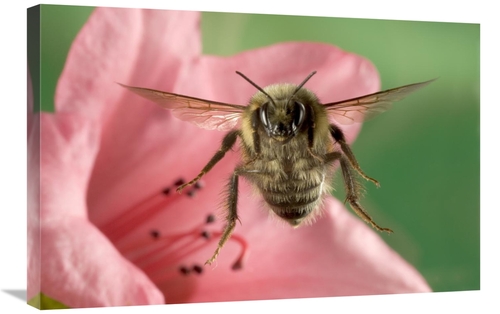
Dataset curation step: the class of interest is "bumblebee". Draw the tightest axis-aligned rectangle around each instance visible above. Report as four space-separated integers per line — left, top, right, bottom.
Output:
120 71 434 265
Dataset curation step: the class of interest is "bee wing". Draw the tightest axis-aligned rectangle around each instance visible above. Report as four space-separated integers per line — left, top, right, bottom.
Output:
119 83 246 131
323 79 436 125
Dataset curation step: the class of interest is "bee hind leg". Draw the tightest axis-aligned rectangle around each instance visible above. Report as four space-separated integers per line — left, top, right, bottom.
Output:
338 155 393 233
205 169 241 265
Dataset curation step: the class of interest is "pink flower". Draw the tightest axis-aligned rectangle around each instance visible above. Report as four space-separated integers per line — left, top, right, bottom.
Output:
28 7 430 308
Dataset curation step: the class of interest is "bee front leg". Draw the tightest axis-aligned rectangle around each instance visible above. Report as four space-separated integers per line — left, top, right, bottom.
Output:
177 130 240 193
329 124 380 187
205 168 242 265
337 154 393 233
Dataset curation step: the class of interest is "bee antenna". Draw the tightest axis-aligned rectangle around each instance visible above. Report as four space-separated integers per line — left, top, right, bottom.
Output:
291 71 317 97
235 71 277 106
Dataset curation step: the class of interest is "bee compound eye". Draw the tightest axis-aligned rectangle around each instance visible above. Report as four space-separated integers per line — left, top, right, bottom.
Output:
293 101 306 130
259 102 270 128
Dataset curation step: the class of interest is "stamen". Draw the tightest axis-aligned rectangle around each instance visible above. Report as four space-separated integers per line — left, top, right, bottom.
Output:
100 192 163 241
117 213 214 258
106 197 172 243
142 240 209 277
174 178 185 187
186 180 204 198
109 173 249 277
207 231 249 271
192 264 203 274
127 221 249 278
133 228 204 269
201 230 211 239
232 259 244 271
133 215 217 272
101 178 193 242
194 181 204 189
150 230 160 239
206 214 216 224
179 265 190 275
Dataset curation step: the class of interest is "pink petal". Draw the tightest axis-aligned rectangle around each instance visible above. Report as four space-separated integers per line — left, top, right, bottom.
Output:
29 7 202 305
55 7 201 122
51 7 202 225
40 113 99 219
40 216 164 307
28 112 165 307
243 196 431 297
181 42 379 106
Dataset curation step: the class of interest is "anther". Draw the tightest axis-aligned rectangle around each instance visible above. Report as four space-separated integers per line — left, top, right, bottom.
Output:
161 187 171 195
187 190 196 198
201 230 211 239
232 260 244 271
194 181 204 190
174 178 185 187
150 230 160 239
179 265 190 275
206 214 216 224
231 249 248 272
208 231 249 271
192 264 203 274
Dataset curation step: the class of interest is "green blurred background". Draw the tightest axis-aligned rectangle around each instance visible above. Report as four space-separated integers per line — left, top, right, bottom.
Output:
35 5 479 293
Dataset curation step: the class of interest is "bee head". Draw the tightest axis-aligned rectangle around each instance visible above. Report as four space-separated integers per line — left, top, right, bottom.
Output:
236 70 317 143
259 99 306 142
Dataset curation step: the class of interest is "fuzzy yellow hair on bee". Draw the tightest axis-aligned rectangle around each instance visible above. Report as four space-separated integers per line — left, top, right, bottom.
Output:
119 72 435 266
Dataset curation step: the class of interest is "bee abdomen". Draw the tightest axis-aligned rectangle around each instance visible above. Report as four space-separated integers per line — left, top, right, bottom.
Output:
262 187 322 208
245 160 328 225
259 179 324 225
264 192 320 208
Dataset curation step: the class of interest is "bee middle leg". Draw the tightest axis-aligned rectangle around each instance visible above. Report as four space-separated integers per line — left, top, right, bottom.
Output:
325 152 393 233
205 167 242 265
177 130 240 193
330 124 380 187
